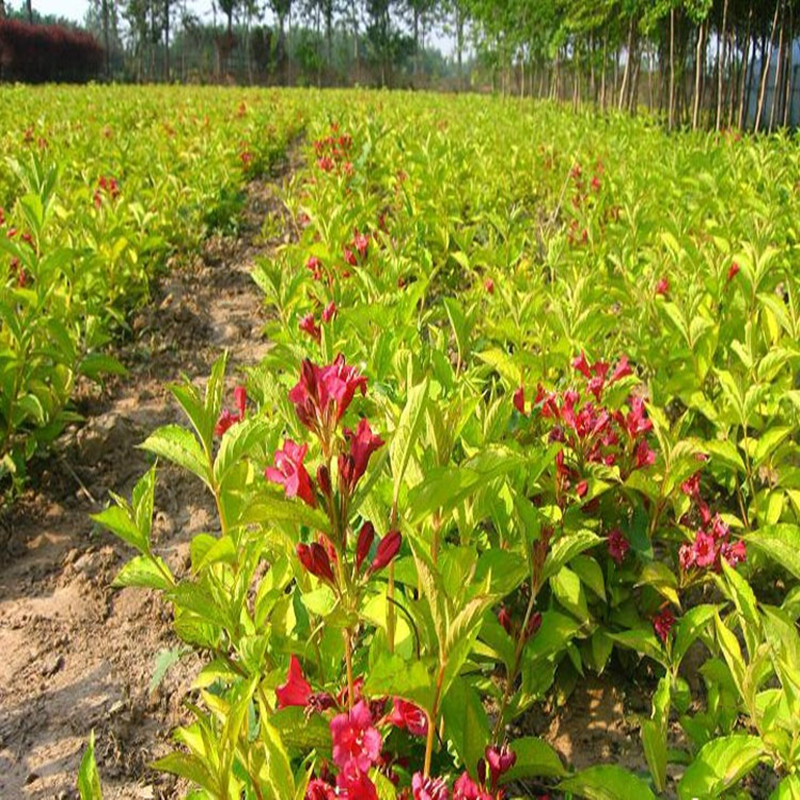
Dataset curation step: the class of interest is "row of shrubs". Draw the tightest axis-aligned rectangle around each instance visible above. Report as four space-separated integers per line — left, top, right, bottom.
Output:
0 20 102 83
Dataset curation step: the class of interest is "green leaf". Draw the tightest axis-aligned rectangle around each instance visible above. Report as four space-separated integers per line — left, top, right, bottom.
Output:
541 530 602 584
678 734 766 799
77 731 103 800
213 416 271 485
641 719 667 793
91 505 147 554
271 707 332 751
673 604 717 666
112 555 173 591
243 492 330 533
150 646 190 693
140 425 211 487
441 676 490 775
500 737 566 782
390 377 430 503
80 353 127 381
364 653 434 713
744 525 800 581
559 765 657 800
150 752 218 794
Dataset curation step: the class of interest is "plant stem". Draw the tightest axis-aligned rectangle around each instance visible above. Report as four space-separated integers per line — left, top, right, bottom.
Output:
344 629 355 711
424 662 446 776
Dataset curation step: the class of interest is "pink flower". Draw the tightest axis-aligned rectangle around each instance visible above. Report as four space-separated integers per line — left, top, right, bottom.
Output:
485 744 516 787
297 542 336 584
681 473 701 497
388 698 428 737
653 607 675 644
453 772 491 800
300 313 321 342
412 773 450 800
484 278 494 294
339 418 385 493
369 530 402 574
575 480 589 499
610 355 633 383
693 530 716 568
335 762 378 800
635 439 656 469
289 356 367 435
655 277 669 296
266 440 316 507
607 529 629 565
344 246 357 266
306 255 323 280
330 700 382 772
727 262 740 282
722 540 746 567
353 230 369 259
306 778 336 799
679 543 696 571
275 655 312 709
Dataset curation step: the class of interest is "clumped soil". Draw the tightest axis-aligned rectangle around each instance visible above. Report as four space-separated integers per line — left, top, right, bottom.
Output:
0 148 653 800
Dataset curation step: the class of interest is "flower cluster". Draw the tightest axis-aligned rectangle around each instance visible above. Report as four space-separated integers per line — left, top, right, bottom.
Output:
214 386 247 437
518 353 654 498
266 356 400 588
678 472 746 574
299 301 337 343
93 175 120 208
275 658 430 798
652 606 675 644
314 123 354 174
344 228 370 267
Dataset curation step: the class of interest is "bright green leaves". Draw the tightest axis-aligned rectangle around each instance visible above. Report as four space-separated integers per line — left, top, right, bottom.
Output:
77 731 103 800
559 765 657 800
678 735 767 799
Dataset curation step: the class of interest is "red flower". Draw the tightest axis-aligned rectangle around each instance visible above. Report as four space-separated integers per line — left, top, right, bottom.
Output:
484 278 495 294
513 386 525 415
572 351 592 378
526 611 542 638
356 522 375 572
344 246 357 266
353 230 369 259
727 262 740 282
575 479 589 499
330 700 382 772
453 772 491 800
655 277 669 296
306 255 323 280
266 440 316 507
485 744 516 787
276 655 312 709
368 530 401 574
653 607 675 644
322 301 337 323
297 542 336 584
607 529 629 565
335 762 378 800
306 778 336 800
323 355 368 423
300 313 322 342
679 543 696 571
339 418 385 493
681 472 701 498
388 698 428 737
215 386 247 436
412 773 450 800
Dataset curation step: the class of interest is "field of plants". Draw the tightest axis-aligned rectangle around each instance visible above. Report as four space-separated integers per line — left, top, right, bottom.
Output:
3 86 800 800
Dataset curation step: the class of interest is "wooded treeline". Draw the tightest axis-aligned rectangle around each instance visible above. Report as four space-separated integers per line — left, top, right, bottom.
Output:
1 1 797 131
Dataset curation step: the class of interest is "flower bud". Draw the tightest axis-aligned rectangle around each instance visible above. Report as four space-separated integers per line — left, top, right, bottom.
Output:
368 530 401 574
317 464 332 498
356 522 375 572
297 542 335 585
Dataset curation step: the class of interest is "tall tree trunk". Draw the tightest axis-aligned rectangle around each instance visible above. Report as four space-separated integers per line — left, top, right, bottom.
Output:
692 20 705 130
755 0 780 133
669 7 676 130
102 0 111 78
600 31 607 111
770 0 786 131
456 4 464 92
716 0 729 130
738 8 754 129
618 14 635 111
783 3 795 127
164 0 170 82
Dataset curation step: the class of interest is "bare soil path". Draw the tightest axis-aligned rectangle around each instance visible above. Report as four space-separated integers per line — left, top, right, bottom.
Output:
0 148 298 800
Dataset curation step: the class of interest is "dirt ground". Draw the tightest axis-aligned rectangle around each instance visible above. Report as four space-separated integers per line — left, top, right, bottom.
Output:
0 148 654 800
